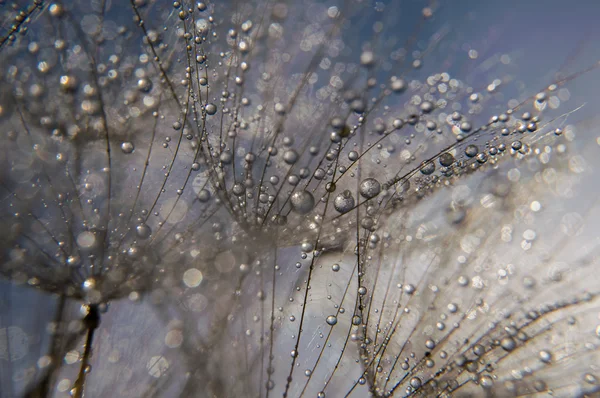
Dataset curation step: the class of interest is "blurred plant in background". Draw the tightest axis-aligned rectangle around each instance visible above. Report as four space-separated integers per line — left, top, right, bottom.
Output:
1 0 600 397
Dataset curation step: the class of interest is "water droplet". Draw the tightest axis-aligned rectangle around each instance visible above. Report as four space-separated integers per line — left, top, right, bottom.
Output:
205 103 217 115
420 161 435 175
77 231 96 248
500 336 516 351
439 153 454 167
183 268 203 288
334 190 355 214
539 350 552 363
283 149 298 164
136 223 151 239
360 51 375 67
232 183 245 196
391 77 406 93
121 142 134 154
197 189 211 202
479 375 494 389
137 78 152 93
465 144 478 157
359 178 381 199
410 377 422 389
290 190 315 214
82 278 96 292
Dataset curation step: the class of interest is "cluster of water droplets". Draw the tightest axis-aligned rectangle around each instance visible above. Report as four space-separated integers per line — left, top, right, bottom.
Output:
1 0 600 397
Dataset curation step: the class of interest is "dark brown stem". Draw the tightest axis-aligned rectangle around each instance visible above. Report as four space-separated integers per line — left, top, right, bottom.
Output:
72 305 100 398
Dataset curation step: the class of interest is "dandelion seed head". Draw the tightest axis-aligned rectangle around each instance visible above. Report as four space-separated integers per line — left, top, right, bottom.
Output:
1 0 600 397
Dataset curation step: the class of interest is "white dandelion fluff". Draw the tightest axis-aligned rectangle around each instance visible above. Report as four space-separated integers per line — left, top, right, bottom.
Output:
1 0 600 397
